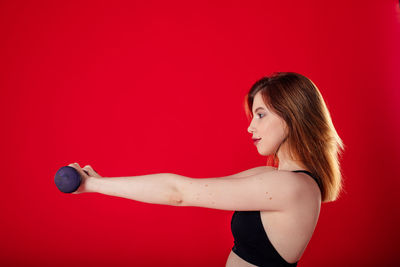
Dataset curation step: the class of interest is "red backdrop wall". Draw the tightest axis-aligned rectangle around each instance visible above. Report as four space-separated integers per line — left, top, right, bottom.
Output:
1 0 399 266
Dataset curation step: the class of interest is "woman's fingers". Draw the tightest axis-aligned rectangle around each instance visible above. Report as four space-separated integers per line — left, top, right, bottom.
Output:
82 165 102 178
67 163 102 178
67 163 88 194
68 163 88 178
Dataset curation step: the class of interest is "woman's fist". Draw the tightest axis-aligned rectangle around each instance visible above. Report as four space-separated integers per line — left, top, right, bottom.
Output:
68 162 100 194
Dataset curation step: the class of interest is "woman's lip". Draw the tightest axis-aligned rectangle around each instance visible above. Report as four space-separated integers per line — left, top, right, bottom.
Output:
253 139 261 145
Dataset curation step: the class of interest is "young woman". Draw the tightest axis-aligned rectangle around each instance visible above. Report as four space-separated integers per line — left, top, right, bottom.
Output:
68 72 345 267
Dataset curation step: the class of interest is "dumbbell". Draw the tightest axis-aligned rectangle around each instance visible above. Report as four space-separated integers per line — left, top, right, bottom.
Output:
54 166 89 193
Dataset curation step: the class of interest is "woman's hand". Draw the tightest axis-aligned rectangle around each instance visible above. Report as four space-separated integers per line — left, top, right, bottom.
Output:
68 163 102 194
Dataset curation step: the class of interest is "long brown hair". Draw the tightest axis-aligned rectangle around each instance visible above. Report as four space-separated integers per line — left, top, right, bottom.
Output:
244 72 345 202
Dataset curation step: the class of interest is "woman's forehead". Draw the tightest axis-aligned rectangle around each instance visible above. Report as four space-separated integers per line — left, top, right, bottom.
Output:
253 93 268 111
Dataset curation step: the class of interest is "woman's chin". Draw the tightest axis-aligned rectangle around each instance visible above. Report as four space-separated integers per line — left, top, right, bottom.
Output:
257 146 274 156
257 148 268 156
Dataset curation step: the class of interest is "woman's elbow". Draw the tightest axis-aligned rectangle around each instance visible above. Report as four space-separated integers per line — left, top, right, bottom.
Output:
168 174 184 206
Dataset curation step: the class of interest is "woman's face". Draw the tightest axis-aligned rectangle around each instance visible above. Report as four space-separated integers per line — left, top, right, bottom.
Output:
247 91 288 156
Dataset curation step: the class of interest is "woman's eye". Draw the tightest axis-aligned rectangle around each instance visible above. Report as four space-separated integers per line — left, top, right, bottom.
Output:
257 113 264 119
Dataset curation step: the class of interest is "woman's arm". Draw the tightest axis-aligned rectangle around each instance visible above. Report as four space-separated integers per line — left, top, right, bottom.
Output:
222 166 276 179
86 173 182 206
68 163 275 209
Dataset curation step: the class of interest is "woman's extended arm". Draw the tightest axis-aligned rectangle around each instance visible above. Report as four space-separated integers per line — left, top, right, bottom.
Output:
86 173 182 206
68 163 278 210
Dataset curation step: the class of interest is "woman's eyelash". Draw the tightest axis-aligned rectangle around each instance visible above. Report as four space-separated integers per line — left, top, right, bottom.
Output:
256 113 264 118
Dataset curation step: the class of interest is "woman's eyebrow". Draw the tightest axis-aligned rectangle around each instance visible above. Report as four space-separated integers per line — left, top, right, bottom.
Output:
253 107 265 113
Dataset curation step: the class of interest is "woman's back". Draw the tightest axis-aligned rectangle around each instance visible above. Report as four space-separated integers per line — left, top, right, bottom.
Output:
226 169 321 267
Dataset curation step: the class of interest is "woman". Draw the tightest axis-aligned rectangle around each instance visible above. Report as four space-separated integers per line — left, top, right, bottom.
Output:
68 72 345 267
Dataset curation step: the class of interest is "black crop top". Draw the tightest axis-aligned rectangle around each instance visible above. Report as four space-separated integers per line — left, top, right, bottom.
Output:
231 170 321 267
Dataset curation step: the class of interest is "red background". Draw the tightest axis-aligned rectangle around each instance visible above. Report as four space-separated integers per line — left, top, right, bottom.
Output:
1 0 399 266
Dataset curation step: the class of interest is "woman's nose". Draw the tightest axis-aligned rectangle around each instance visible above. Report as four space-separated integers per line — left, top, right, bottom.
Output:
247 124 254 134
247 118 257 134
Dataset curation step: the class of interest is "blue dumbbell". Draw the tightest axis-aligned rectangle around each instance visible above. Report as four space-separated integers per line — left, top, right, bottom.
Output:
54 166 88 193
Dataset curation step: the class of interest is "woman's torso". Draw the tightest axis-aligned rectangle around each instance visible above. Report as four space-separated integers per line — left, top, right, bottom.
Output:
225 168 321 267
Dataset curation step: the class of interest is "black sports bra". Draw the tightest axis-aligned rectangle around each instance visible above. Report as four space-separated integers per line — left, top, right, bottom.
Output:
230 170 320 267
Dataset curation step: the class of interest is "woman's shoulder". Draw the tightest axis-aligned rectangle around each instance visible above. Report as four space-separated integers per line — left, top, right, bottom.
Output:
279 170 322 204
262 169 321 200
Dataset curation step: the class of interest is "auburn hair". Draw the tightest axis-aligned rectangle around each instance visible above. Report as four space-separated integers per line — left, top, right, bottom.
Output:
244 72 345 202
